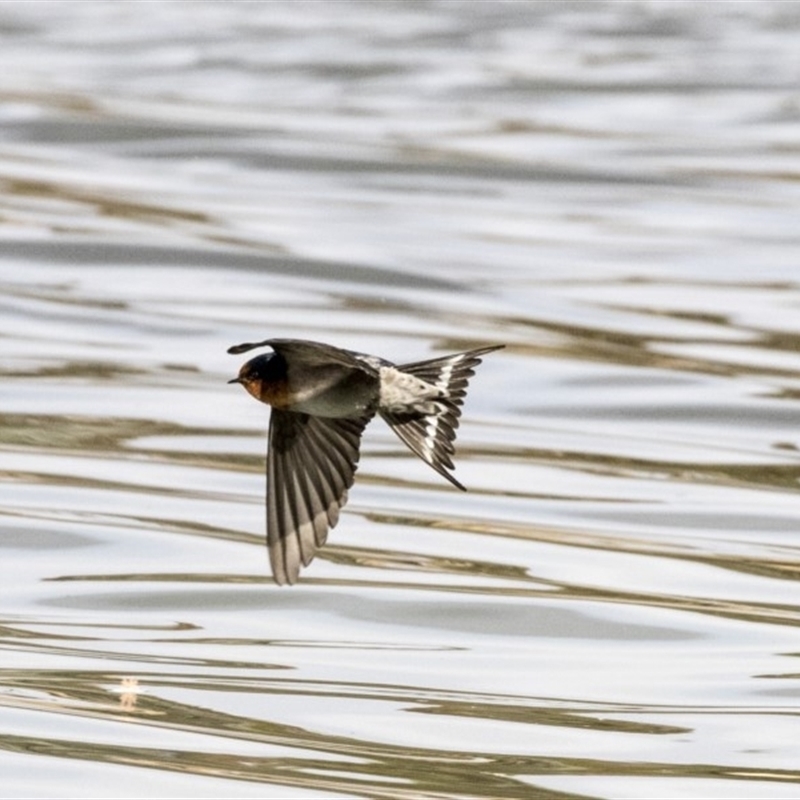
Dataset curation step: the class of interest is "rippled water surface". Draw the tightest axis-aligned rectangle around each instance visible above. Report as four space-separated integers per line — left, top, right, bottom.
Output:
3 2 800 798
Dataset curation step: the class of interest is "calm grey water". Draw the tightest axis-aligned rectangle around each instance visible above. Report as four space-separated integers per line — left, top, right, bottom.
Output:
2 2 800 798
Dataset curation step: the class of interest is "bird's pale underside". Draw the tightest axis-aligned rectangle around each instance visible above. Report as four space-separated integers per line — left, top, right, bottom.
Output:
228 338 503 584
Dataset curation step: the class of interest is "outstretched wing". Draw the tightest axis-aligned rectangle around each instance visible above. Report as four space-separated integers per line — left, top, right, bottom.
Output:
229 338 378 375
380 345 503 491
267 408 374 585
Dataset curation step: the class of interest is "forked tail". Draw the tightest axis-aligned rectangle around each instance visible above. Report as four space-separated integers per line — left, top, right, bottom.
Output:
379 345 503 490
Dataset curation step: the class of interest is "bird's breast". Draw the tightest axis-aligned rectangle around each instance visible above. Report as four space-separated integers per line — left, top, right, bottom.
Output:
249 377 293 407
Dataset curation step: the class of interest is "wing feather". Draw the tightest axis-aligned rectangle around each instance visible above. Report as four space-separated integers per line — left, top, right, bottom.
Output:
267 409 373 584
230 338 378 375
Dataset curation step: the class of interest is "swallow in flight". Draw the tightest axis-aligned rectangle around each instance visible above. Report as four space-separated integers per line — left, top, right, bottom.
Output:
228 338 503 584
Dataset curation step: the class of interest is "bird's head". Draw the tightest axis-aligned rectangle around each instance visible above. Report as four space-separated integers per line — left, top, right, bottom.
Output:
228 352 287 405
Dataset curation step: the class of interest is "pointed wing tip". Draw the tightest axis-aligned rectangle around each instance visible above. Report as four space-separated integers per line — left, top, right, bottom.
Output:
227 339 274 355
444 471 468 491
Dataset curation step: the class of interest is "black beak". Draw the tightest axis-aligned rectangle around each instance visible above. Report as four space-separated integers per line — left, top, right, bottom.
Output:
227 377 242 385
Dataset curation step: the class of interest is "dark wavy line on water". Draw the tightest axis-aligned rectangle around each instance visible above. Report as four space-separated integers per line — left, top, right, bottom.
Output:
0 240 461 291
